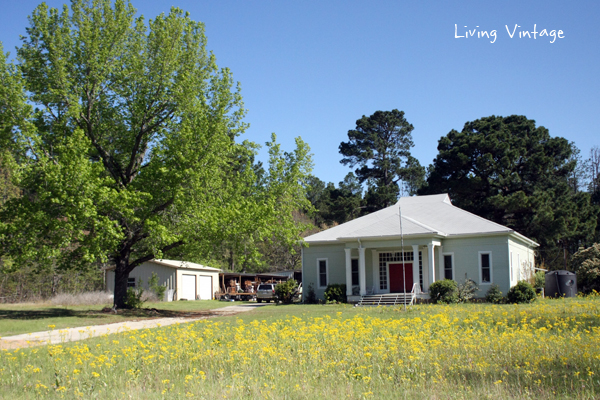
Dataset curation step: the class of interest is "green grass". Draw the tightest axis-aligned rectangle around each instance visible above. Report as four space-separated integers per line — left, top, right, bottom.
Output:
0 300 239 337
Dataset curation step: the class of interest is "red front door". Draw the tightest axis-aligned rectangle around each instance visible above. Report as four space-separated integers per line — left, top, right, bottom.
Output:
389 263 413 293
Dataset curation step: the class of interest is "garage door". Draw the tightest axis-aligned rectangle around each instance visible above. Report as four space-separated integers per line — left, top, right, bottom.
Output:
197 276 212 300
181 274 196 300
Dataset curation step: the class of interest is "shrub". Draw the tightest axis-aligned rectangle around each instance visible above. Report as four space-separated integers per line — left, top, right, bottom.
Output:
275 279 298 304
124 286 145 309
148 272 166 301
456 279 479 303
324 284 347 303
485 284 504 303
305 283 317 304
572 243 600 293
506 281 536 303
533 271 545 290
429 279 458 304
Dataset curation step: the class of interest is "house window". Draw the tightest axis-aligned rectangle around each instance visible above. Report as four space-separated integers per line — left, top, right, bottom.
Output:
127 277 136 288
351 259 359 286
479 252 492 284
379 266 388 290
444 254 454 280
379 252 414 262
318 259 328 288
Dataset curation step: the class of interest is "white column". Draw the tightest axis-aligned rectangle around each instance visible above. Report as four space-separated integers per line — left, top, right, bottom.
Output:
344 248 352 296
371 250 378 295
412 245 419 291
438 246 444 280
427 243 436 291
359 246 366 295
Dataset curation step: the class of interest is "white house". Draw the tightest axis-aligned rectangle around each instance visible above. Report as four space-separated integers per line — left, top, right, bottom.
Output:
105 259 221 301
302 194 538 302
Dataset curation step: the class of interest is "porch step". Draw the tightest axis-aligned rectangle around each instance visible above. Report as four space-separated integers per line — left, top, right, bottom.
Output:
357 293 415 307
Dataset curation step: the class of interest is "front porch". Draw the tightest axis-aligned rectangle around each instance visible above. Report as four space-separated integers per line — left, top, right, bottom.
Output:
344 241 444 299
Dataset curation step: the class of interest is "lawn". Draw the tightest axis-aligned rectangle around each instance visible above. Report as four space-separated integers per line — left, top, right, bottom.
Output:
1 298 599 399
0 300 238 337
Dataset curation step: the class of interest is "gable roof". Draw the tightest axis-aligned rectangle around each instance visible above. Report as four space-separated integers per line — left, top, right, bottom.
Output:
304 194 538 246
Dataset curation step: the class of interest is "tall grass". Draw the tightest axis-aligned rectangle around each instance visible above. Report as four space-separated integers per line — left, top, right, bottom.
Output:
48 291 113 307
1 298 599 399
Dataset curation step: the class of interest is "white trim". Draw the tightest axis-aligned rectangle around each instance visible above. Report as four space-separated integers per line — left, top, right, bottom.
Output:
442 252 455 281
510 251 514 284
317 258 328 289
478 251 493 285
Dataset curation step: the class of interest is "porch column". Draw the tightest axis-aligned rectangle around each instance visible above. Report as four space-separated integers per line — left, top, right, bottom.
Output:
412 245 419 291
358 246 366 295
438 246 444 281
371 250 378 295
344 248 352 296
427 243 436 292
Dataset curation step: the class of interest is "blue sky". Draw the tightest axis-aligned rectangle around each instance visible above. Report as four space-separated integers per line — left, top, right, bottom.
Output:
1 1 598 187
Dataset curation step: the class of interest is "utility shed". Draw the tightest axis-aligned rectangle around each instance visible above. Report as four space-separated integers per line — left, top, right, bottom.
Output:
105 259 221 301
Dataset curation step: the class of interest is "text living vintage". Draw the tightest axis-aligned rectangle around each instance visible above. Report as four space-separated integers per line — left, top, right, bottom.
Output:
455 24 565 44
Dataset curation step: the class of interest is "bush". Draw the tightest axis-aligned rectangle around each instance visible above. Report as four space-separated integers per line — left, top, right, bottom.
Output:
275 279 298 304
456 279 479 303
148 272 166 301
506 281 536 303
305 283 317 304
485 284 504 303
125 286 144 309
324 284 347 303
429 279 458 304
533 271 545 290
572 243 600 293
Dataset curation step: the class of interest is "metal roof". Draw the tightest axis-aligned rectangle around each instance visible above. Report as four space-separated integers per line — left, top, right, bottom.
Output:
150 259 221 272
304 193 538 246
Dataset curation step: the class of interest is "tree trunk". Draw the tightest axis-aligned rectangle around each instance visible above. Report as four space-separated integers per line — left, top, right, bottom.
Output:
113 255 132 309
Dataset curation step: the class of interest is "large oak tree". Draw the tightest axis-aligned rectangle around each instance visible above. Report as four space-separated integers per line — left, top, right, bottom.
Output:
0 0 312 307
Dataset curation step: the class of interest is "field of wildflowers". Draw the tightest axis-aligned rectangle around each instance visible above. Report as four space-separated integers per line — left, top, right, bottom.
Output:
1 298 599 399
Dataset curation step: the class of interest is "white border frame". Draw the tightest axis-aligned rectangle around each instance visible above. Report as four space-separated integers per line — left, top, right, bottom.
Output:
317 258 328 289
478 251 493 285
442 252 454 281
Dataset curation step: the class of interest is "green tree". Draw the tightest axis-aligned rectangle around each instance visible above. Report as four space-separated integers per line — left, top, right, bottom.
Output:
0 0 312 308
572 243 600 293
339 109 424 212
420 115 598 267
304 175 333 227
0 42 29 207
327 172 364 224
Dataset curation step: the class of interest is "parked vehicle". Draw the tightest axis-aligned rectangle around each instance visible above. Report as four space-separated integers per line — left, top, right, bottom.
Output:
256 283 277 303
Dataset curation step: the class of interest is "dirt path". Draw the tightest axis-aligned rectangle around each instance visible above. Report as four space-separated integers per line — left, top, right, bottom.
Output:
0 303 267 350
